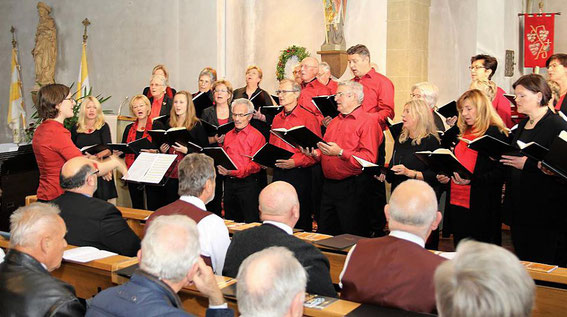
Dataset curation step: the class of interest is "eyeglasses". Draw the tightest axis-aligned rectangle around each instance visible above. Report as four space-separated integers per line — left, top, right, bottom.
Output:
214 89 228 93
410 93 422 98
90 169 99 176
335 92 352 98
232 112 252 118
468 66 485 71
300 65 318 69
64 97 74 102
275 89 297 95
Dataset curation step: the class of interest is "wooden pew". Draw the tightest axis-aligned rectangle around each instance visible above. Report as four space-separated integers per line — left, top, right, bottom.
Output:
117 206 152 239
0 237 137 299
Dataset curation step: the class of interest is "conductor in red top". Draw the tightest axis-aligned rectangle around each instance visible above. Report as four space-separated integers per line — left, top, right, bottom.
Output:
218 98 266 223
303 81 381 236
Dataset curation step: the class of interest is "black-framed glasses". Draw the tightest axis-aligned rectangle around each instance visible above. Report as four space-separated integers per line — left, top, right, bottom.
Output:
90 169 99 176
468 66 485 71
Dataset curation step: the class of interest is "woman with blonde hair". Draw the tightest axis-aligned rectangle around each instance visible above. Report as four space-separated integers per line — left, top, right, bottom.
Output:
437 89 509 247
157 91 208 204
71 96 117 203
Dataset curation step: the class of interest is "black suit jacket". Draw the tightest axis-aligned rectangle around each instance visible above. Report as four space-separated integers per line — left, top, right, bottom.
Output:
52 192 141 256
148 94 173 117
222 223 337 297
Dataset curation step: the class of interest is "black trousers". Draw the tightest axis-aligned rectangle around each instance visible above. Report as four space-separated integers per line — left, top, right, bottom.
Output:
511 224 567 266
318 174 372 236
273 167 313 231
310 164 324 222
127 183 164 211
127 182 145 209
163 178 180 206
224 175 260 223
366 176 387 237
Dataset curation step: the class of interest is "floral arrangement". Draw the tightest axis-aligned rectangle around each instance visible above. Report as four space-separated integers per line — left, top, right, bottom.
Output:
276 45 310 80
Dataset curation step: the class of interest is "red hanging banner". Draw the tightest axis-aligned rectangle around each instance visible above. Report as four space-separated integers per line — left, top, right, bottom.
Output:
524 13 555 67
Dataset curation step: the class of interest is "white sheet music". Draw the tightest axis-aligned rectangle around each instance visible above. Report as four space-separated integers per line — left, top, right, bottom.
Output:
63 247 117 263
122 152 177 184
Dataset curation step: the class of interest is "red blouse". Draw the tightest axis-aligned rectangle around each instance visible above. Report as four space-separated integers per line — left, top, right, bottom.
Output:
32 120 82 200
450 133 478 209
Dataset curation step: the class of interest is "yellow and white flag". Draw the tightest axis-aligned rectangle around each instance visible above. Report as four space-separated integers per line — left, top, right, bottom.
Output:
76 42 90 100
7 47 25 130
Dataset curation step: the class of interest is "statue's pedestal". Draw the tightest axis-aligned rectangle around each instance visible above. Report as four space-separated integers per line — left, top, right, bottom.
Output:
317 50 348 79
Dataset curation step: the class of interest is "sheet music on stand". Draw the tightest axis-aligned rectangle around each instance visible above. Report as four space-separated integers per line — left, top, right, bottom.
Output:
122 152 177 185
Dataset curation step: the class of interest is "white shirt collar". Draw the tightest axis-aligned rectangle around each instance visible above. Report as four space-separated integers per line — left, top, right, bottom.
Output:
389 230 425 248
263 221 293 235
179 195 207 211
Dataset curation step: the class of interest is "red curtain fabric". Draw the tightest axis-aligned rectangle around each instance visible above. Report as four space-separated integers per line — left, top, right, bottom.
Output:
524 14 555 67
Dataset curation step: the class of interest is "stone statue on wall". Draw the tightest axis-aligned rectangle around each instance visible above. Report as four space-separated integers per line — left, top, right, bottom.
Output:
322 0 347 51
32 2 57 87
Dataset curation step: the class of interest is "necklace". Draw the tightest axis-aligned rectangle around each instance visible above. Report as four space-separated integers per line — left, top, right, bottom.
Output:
528 109 546 125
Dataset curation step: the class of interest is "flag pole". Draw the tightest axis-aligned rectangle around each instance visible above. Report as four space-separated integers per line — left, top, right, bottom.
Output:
77 18 90 99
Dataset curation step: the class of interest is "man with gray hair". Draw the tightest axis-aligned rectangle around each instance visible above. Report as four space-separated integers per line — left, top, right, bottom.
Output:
0 203 85 316
303 80 381 236
317 61 338 92
223 181 336 297
434 240 535 317
339 180 445 313
146 153 230 274
87 215 233 316
237 246 307 317
218 98 266 223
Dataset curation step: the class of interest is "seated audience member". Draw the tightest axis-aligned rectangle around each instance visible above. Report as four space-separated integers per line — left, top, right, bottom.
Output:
340 179 444 313
142 64 176 99
217 98 266 223
87 215 233 317
435 240 535 317
53 157 140 256
0 203 85 316
223 181 336 297
146 153 230 274
237 246 307 317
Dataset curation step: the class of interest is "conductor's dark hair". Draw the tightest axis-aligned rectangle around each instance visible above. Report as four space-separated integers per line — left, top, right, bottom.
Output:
37 84 70 120
60 164 92 190
513 74 551 107
546 53 567 68
347 44 371 59
471 55 498 80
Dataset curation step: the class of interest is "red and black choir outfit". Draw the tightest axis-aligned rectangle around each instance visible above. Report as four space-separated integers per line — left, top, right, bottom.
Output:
554 92 567 115
353 68 394 237
269 105 322 231
505 110 567 266
148 94 173 119
445 126 507 247
32 120 82 201
143 86 176 101
221 124 265 223
121 119 164 211
493 87 514 128
315 106 381 236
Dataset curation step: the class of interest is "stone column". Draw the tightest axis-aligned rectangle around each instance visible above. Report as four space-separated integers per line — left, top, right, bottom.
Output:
386 0 431 118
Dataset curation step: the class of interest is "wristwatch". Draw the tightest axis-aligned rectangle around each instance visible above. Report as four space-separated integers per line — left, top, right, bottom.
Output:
338 149 344 157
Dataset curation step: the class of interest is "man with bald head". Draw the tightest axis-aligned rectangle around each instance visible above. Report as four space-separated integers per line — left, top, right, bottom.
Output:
222 181 336 297
340 180 445 314
52 156 140 256
237 246 307 317
0 203 85 316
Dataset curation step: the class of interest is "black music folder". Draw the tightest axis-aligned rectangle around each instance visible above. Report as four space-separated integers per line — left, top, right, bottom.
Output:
107 137 156 155
312 95 339 118
192 91 214 117
352 155 389 176
436 100 458 118
516 140 549 161
439 125 459 149
151 114 170 126
249 143 294 168
80 144 110 156
503 94 517 106
387 118 403 140
249 91 271 109
540 131 567 180
271 126 325 149
314 234 365 251
261 105 284 117
463 134 518 159
414 148 473 179
202 147 238 170
202 120 235 136
148 127 195 147
271 95 279 105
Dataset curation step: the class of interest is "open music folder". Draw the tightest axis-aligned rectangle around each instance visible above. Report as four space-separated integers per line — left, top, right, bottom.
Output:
122 152 177 185
270 126 326 149
414 148 473 179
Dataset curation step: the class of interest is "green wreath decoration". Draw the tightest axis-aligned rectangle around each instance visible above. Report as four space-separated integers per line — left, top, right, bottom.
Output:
276 45 310 80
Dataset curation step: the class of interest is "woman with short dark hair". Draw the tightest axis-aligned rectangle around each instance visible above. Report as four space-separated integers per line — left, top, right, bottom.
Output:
501 74 567 266
546 53 567 114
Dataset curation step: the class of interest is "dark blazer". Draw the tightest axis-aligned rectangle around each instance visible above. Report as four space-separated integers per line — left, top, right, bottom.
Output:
222 223 337 297
148 94 173 117
201 106 233 126
0 249 85 316
52 191 141 256
86 271 233 317
341 236 445 314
